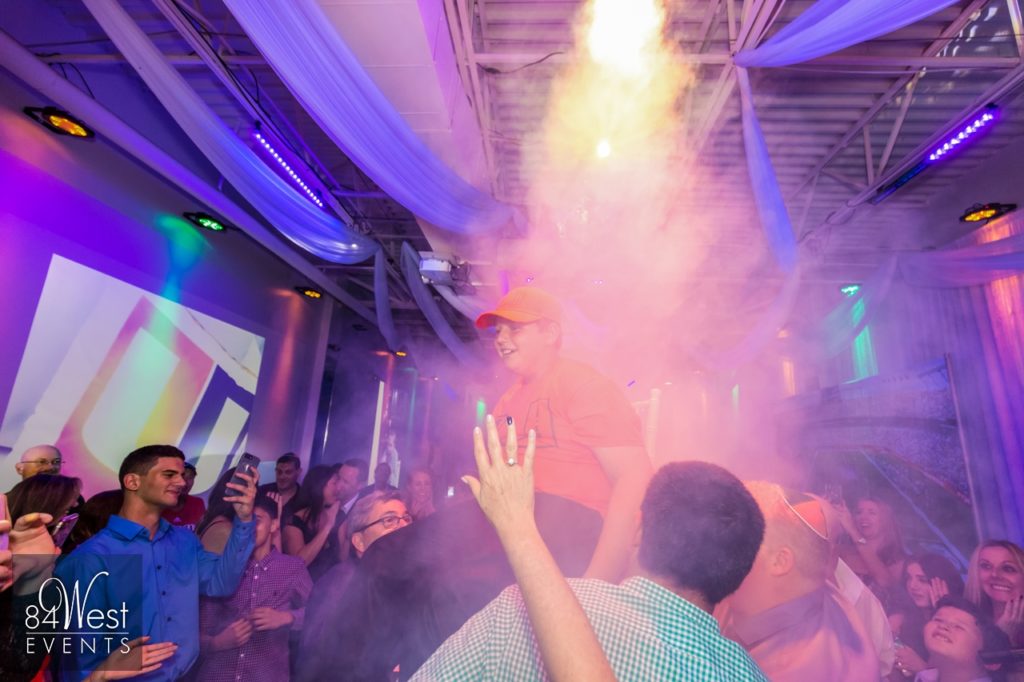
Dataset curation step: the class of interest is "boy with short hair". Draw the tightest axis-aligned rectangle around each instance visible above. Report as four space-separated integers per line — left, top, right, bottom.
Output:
914 595 1011 682
196 495 312 682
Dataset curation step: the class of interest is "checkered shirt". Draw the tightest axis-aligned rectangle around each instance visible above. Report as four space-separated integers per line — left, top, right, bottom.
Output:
410 577 768 681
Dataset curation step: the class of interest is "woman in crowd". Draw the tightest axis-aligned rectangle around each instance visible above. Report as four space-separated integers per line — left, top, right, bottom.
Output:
966 540 1024 647
283 464 344 580
838 494 908 600
7 473 82 541
405 467 436 521
66 489 123 553
196 468 239 553
891 553 966 679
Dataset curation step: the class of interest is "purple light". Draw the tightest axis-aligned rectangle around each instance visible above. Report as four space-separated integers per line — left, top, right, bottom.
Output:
927 109 996 163
253 131 324 208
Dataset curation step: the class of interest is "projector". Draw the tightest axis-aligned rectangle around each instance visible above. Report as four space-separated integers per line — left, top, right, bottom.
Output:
418 254 476 295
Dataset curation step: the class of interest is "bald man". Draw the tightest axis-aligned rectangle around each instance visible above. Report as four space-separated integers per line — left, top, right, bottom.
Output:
15 444 62 480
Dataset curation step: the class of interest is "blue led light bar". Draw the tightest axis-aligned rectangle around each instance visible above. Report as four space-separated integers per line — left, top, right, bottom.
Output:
872 105 998 205
927 108 996 162
253 131 324 208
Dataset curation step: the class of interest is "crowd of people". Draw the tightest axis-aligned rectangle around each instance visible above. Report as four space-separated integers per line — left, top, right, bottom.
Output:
1 286 1022 682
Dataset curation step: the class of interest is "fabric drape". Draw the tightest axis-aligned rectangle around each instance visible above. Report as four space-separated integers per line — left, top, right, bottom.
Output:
734 0 961 68
900 233 1024 288
400 243 483 368
222 0 517 235
737 68 799 273
374 250 400 351
82 0 377 264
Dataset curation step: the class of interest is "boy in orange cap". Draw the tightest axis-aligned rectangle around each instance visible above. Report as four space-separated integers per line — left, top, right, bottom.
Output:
475 286 653 581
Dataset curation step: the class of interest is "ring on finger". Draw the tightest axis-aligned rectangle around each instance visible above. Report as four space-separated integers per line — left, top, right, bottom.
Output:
507 457 516 466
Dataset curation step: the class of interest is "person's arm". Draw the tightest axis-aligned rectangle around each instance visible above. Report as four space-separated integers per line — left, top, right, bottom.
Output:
282 506 337 566
835 504 898 588
199 518 232 554
197 470 257 597
586 445 652 581
462 415 616 682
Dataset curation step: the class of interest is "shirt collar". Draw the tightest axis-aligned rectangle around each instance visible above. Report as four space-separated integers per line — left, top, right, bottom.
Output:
727 586 827 647
106 514 173 542
622 577 722 647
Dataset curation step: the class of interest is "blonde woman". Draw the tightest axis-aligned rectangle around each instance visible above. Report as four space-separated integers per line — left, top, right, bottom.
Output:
966 540 1024 647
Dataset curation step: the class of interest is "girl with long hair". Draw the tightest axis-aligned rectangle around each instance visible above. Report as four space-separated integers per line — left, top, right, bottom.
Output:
282 465 343 580
196 467 239 553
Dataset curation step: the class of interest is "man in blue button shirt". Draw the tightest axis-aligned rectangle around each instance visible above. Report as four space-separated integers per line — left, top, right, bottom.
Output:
54 445 257 681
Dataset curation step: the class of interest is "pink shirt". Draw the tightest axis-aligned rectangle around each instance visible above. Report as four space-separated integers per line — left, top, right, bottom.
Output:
717 585 879 682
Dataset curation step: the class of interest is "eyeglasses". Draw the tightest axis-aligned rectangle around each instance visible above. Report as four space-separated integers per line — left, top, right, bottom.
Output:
23 458 62 468
355 512 412 534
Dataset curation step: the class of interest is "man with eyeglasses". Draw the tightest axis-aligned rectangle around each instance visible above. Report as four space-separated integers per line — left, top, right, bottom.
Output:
475 286 652 582
347 491 412 558
298 490 412 674
715 482 879 682
14 444 63 480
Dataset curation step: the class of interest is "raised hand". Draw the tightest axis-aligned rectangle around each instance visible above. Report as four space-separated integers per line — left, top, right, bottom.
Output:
86 636 178 680
996 595 1024 637
461 414 537 540
225 470 259 523
9 513 59 593
929 577 950 608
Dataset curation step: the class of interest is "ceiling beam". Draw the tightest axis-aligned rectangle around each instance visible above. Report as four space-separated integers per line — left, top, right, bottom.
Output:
47 50 1015 71
787 0 990 200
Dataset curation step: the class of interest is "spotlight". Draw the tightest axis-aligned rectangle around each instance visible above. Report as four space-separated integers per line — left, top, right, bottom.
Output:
183 212 229 232
839 284 861 297
24 106 94 138
394 350 408 357
959 203 1016 223
295 286 323 299
596 139 612 159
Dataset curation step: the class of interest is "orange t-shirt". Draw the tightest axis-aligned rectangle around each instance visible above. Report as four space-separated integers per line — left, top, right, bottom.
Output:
493 358 645 515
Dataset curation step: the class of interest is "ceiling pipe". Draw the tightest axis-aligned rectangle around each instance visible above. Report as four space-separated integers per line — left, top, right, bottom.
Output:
0 27 378 326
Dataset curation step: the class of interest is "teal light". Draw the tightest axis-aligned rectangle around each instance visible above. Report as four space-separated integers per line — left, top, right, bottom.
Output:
840 284 861 297
849 299 878 380
475 399 487 427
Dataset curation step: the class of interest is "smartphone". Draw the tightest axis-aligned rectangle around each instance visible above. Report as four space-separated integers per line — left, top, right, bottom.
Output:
51 513 79 549
228 453 261 496
0 493 8 551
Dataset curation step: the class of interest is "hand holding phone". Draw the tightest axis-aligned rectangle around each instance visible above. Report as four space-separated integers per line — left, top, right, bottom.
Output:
226 454 260 523
0 492 9 552
51 513 79 549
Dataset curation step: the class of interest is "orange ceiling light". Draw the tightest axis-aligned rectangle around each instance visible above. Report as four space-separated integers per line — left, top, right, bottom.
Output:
24 106 94 138
960 203 1016 223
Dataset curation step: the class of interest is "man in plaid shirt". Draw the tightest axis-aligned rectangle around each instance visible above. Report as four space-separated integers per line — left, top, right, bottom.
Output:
411 461 769 681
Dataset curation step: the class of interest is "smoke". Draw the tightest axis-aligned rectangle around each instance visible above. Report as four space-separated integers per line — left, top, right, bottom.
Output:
483 0 789 476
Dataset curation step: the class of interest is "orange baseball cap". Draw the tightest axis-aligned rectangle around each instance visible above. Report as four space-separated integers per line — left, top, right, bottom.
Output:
474 287 563 329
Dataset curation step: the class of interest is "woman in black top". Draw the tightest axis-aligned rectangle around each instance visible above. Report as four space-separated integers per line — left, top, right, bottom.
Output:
282 465 344 580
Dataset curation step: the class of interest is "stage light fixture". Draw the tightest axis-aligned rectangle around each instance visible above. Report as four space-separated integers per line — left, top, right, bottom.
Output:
395 350 408 357
927 106 997 163
295 286 323 299
253 131 324 209
840 284 861 297
24 106 94 138
959 203 1016 223
873 105 998 205
183 212 228 232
